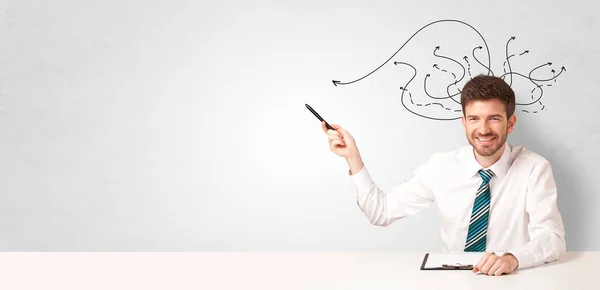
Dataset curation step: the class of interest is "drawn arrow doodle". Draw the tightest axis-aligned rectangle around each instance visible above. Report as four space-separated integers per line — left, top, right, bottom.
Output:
331 19 566 120
331 19 491 86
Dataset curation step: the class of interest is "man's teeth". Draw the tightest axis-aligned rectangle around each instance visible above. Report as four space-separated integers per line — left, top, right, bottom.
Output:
478 137 494 141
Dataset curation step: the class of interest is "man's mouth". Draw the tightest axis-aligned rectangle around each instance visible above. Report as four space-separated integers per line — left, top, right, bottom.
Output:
476 136 496 145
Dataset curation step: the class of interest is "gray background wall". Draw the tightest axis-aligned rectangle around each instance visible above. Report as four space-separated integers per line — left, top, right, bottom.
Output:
0 0 598 251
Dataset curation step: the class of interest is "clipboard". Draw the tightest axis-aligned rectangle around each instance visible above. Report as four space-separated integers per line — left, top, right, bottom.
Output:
420 252 483 270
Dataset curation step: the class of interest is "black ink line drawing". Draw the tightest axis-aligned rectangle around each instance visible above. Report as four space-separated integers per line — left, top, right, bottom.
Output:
332 19 566 121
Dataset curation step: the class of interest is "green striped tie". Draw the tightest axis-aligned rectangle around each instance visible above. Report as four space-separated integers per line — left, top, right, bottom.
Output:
464 169 494 252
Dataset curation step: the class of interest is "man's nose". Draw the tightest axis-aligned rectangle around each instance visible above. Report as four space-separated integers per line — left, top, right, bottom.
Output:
479 122 492 134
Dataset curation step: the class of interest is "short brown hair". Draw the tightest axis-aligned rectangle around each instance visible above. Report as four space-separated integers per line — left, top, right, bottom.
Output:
461 75 515 117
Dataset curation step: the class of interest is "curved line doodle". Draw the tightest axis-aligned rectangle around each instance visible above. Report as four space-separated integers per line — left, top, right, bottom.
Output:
331 19 566 120
472 46 493 76
331 19 492 87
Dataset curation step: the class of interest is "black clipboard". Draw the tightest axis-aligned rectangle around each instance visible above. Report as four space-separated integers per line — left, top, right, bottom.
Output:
420 253 474 270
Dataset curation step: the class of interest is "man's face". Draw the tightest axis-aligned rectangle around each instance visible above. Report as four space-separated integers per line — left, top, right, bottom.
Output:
461 99 516 157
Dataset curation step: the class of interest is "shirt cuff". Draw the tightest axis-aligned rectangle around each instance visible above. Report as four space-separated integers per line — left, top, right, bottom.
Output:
506 248 535 270
349 166 376 196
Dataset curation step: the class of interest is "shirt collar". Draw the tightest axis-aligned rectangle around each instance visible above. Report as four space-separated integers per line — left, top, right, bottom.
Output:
459 143 511 182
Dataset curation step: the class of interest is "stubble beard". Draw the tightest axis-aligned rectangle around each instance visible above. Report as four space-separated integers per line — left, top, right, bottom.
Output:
469 130 507 157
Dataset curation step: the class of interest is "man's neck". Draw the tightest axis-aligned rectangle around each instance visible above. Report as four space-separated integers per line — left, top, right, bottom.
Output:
474 143 506 168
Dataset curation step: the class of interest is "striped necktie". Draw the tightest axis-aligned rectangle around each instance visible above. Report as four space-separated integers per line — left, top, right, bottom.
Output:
464 169 494 252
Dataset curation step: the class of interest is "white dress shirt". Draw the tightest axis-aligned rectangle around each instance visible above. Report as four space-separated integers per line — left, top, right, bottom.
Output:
350 143 566 269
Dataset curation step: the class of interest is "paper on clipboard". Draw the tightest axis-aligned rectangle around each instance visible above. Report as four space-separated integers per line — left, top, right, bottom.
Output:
421 252 508 270
424 252 484 268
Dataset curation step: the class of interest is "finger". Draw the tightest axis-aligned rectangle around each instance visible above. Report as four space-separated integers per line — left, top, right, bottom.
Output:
494 264 509 276
487 260 502 276
330 138 345 147
474 253 491 273
327 130 341 137
321 121 327 133
331 140 345 147
330 124 347 134
481 256 498 274
328 134 342 141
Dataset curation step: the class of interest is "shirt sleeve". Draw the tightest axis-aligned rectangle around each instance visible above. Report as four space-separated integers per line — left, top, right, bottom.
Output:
507 159 567 269
349 158 436 227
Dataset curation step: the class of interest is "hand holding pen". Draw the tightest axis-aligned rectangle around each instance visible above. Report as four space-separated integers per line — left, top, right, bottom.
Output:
305 104 364 174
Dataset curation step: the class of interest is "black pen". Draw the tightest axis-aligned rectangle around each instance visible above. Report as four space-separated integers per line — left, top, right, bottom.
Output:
305 104 334 130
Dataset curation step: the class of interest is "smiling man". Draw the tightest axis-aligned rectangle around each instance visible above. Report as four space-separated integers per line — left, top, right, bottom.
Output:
321 75 566 276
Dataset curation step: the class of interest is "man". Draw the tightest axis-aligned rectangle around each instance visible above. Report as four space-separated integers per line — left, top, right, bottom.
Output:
322 75 566 276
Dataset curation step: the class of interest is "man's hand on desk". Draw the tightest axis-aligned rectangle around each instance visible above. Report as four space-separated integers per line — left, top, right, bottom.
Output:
472 252 519 276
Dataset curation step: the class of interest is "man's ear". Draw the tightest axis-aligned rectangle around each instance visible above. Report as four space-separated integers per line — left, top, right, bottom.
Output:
507 114 517 134
461 115 466 129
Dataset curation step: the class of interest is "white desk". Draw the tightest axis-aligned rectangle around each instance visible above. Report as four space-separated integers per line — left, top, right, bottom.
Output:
0 252 595 290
